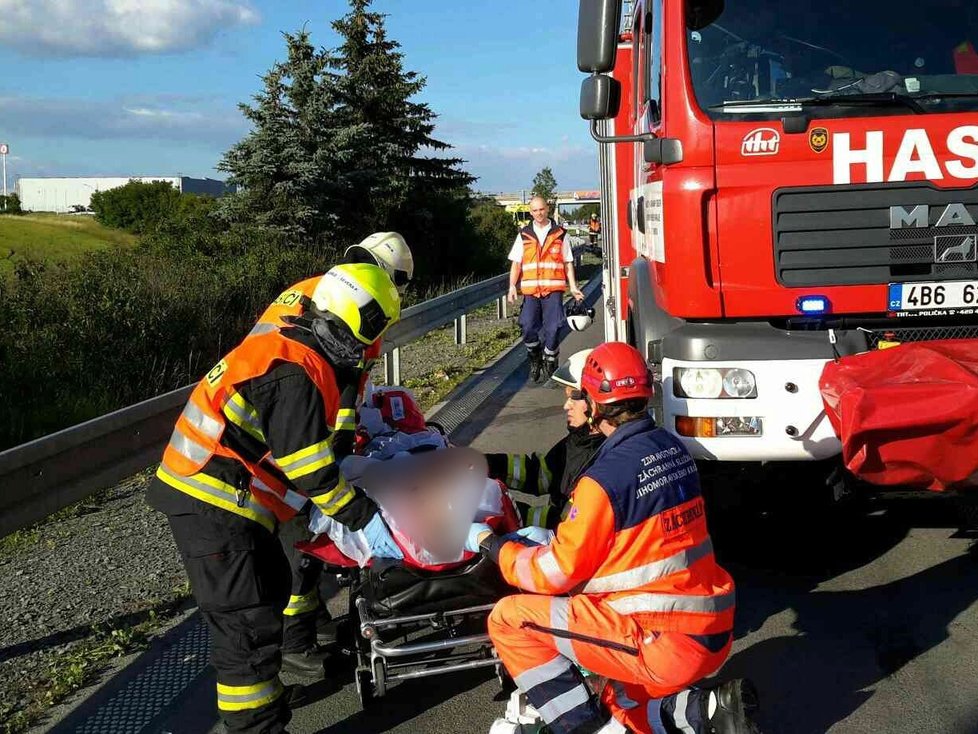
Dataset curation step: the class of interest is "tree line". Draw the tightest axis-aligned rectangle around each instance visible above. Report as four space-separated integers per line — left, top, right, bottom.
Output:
0 0 517 450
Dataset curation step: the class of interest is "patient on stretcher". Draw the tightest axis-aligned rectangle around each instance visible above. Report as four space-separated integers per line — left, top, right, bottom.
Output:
305 387 522 569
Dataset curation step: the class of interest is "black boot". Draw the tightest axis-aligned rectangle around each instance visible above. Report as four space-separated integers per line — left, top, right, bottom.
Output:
543 353 559 380
281 646 330 679
528 347 543 383
707 679 763 734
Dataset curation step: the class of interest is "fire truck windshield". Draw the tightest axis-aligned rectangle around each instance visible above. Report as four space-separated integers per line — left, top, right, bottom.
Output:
687 0 978 118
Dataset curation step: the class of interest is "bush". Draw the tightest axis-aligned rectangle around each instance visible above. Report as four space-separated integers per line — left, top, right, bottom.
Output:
0 232 338 450
90 181 182 234
468 199 516 272
0 192 22 214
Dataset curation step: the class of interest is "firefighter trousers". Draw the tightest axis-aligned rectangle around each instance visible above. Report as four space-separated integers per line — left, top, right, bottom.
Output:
167 511 292 734
278 515 324 652
488 593 732 734
519 291 565 354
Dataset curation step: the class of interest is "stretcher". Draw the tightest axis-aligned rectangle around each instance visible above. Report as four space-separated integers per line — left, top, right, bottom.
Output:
304 538 515 709
298 388 521 707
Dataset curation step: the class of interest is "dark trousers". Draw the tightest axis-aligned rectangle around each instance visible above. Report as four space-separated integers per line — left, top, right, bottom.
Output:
278 515 324 652
519 291 564 354
168 511 292 734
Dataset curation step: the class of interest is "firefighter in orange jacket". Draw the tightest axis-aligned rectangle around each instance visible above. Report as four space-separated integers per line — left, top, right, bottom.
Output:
508 196 584 382
249 233 414 667
472 343 762 734
147 263 404 734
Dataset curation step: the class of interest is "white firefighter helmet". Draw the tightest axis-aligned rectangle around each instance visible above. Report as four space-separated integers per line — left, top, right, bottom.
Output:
345 232 414 294
550 349 594 390
565 299 595 332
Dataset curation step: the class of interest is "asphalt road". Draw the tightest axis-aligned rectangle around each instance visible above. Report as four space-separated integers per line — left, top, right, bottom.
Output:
49 322 978 734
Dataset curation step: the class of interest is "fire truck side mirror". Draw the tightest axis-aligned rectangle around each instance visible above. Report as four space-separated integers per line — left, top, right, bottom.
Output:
644 138 684 165
580 75 620 120
577 0 621 73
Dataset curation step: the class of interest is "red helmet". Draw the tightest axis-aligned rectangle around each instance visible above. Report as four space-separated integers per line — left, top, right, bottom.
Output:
580 342 654 404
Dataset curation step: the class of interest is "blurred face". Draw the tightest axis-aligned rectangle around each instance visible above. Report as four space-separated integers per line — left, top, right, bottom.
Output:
530 197 550 226
563 386 589 429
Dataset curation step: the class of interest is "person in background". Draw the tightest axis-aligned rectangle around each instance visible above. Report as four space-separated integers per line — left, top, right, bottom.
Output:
508 196 583 382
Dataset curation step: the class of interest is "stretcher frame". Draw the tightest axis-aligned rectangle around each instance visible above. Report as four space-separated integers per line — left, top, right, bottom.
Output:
327 565 507 709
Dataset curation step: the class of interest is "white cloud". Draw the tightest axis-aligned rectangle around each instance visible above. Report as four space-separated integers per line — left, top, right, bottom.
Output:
454 143 599 192
0 0 259 57
0 95 248 145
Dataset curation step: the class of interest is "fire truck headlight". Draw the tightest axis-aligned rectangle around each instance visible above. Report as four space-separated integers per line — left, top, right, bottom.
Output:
676 368 724 399
722 369 757 398
674 367 757 399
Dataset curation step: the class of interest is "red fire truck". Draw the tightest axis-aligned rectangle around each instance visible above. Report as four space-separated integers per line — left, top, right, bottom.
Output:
576 0 978 470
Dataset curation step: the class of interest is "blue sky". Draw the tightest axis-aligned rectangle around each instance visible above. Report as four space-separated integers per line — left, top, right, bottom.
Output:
0 0 598 193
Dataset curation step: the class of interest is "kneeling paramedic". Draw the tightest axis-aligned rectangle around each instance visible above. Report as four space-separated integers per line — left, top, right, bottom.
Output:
470 342 761 734
148 263 404 734
250 232 414 660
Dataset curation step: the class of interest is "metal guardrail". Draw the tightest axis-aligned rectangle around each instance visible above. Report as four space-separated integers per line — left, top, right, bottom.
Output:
381 273 509 385
0 274 512 539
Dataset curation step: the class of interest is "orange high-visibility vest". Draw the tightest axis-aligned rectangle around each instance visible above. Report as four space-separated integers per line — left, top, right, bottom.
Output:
588 219 601 233
159 328 343 525
518 224 567 297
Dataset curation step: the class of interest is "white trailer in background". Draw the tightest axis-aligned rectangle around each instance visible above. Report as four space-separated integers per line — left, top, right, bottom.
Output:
16 176 231 213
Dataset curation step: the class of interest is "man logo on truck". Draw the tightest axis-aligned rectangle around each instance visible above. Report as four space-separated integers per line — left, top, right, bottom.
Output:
889 203 978 229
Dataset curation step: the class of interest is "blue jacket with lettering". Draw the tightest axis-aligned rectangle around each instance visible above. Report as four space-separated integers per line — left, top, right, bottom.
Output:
492 417 736 633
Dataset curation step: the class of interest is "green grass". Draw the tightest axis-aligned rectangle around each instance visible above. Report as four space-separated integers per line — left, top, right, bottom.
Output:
0 214 136 277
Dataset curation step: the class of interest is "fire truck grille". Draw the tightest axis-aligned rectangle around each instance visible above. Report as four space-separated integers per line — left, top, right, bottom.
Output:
773 182 978 287
864 324 978 349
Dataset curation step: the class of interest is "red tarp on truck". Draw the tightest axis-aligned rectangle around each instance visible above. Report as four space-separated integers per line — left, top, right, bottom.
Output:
820 340 978 490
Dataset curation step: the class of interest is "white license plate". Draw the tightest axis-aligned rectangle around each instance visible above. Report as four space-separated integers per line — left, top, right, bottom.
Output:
888 281 978 311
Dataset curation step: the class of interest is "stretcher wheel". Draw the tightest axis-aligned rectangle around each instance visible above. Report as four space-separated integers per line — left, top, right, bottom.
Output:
355 668 376 710
373 659 387 697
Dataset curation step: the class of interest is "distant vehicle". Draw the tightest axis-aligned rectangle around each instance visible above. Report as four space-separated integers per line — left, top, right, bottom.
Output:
504 202 533 229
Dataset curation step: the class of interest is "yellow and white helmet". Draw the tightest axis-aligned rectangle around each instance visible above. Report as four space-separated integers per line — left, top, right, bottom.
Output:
311 263 400 345
344 232 414 294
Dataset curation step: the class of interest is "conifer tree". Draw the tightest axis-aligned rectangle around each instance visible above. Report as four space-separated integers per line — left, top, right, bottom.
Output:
219 0 474 256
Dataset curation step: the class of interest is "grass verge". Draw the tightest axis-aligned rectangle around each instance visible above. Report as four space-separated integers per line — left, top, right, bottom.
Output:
0 214 136 277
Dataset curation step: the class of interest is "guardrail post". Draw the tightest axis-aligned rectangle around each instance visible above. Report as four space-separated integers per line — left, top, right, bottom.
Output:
497 296 508 319
384 348 401 386
455 314 467 345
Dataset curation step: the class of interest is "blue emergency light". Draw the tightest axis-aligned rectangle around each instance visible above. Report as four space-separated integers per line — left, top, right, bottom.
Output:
796 295 830 314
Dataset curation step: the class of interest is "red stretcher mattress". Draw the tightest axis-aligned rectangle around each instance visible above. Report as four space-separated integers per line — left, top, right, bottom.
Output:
819 340 978 490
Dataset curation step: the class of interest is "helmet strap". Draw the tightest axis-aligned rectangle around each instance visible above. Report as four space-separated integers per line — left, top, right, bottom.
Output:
311 316 365 371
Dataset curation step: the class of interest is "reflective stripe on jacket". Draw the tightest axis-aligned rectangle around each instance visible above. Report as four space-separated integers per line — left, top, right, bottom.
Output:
159 328 350 526
492 417 735 635
518 222 567 297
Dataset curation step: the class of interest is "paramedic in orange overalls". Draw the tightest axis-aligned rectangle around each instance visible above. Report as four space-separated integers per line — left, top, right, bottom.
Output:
471 342 762 734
